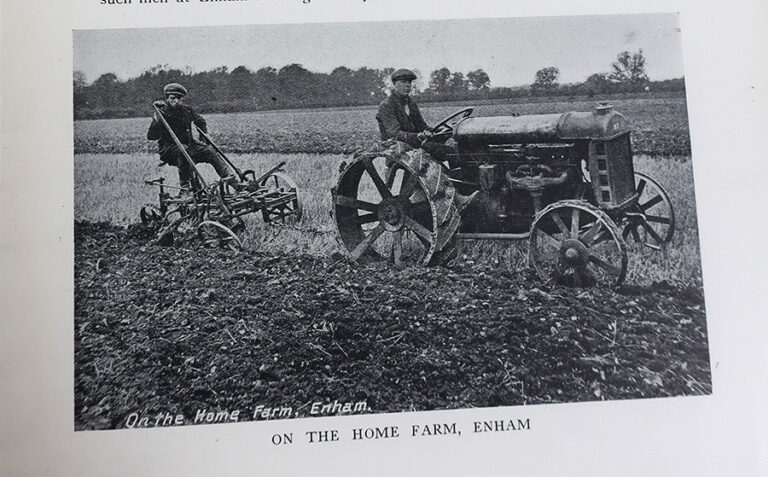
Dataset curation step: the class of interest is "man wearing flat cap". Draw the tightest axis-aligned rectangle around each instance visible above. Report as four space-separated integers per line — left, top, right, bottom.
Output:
147 83 232 191
376 69 453 161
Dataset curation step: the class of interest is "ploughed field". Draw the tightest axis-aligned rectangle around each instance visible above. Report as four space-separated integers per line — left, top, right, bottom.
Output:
76 222 709 430
73 95 709 430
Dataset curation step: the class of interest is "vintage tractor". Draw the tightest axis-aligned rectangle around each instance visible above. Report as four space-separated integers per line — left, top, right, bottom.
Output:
331 103 674 287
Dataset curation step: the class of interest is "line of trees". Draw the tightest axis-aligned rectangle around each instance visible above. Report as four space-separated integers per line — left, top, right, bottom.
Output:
531 50 666 97
73 64 496 119
74 64 402 119
73 49 684 120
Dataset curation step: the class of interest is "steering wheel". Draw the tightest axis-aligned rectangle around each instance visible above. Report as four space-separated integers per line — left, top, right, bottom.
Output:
430 107 474 138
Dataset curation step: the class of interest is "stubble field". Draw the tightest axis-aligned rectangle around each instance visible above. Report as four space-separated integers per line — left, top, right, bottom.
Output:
74 94 710 430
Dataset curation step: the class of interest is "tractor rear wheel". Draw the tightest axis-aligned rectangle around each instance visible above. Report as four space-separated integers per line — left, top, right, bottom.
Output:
332 142 466 266
621 171 675 249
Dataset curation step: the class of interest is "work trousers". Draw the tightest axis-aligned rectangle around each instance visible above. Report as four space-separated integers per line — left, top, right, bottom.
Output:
170 142 232 190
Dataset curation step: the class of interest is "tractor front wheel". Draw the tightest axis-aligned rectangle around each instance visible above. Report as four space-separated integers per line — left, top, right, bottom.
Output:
529 200 628 288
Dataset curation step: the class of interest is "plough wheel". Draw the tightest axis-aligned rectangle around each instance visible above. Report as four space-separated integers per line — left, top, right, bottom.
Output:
197 220 243 251
156 208 200 246
259 172 303 224
332 141 468 266
140 205 163 229
529 200 628 288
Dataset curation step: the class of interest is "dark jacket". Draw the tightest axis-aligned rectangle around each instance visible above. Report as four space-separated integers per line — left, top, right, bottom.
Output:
376 93 429 148
147 104 208 164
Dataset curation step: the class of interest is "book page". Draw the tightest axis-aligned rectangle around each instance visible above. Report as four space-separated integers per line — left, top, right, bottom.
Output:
1 0 767 475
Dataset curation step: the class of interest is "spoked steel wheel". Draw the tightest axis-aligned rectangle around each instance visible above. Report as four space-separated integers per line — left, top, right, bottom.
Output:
156 208 201 246
530 200 628 288
197 220 243 251
622 171 675 249
332 143 467 266
259 172 303 224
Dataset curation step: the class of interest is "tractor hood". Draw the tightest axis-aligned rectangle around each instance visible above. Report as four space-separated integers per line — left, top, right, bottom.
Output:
453 105 630 145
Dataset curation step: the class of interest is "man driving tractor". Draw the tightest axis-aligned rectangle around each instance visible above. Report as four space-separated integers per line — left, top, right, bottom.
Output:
376 68 454 163
147 83 234 192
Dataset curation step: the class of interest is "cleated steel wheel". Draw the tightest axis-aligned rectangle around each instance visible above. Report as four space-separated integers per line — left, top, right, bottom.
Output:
197 220 243 251
530 200 628 288
259 172 303 224
622 171 675 249
332 142 465 266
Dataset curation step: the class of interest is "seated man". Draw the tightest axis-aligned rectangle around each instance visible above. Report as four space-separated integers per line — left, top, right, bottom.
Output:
147 83 233 191
376 69 453 162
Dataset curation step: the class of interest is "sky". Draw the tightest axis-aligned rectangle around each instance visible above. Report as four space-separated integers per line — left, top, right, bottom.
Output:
73 13 684 87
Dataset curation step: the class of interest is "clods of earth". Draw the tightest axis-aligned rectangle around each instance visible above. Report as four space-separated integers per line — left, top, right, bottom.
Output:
75 221 711 430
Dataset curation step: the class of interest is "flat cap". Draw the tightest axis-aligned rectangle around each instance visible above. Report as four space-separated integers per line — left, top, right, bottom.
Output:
163 83 188 97
391 68 417 82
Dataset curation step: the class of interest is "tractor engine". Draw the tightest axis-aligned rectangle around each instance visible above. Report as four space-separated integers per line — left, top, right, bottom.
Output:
449 104 636 235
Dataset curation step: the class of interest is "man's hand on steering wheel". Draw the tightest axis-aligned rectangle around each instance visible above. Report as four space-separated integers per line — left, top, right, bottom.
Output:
417 130 434 143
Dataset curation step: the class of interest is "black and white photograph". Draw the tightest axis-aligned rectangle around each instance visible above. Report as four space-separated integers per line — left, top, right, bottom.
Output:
4 0 768 475
72 13 712 431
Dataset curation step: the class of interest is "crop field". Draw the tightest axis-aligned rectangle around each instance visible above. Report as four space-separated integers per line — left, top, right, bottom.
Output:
74 94 691 156
73 95 709 430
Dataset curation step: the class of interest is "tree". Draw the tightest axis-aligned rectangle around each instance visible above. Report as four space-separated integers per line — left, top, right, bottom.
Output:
581 72 612 96
429 67 452 95
467 68 491 90
92 72 117 87
330 66 354 81
609 49 649 89
531 67 560 92
250 67 279 107
90 72 120 108
278 63 314 105
227 65 254 102
329 66 355 104
448 72 468 95
351 67 384 103
73 71 88 111
73 70 87 88
379 67 395 83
